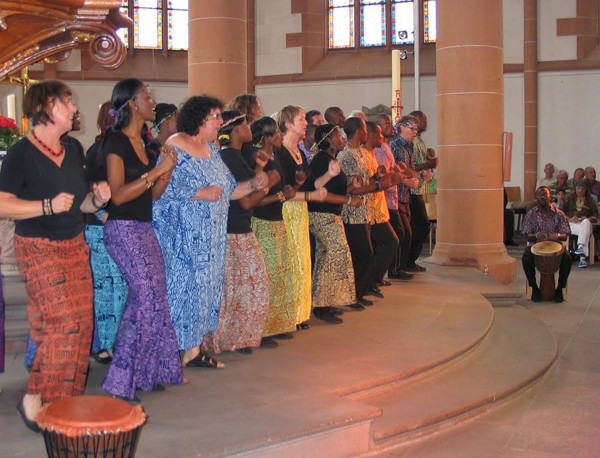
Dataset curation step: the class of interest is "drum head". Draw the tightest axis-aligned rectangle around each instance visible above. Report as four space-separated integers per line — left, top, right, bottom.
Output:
37 395 146 437
531 240 563 256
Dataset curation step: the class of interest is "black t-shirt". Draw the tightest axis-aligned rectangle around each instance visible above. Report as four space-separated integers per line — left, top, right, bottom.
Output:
220 147 254 234
308 150 347 215
250 147 286 222
104 131 154 222
275 145 312 193
0 137 88 240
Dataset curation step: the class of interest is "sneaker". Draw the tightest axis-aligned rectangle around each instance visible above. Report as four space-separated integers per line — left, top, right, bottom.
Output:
579 257 588 268
574 245 585 256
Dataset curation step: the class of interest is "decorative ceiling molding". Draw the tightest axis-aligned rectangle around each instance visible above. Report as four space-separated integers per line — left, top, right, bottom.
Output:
0 0 131 80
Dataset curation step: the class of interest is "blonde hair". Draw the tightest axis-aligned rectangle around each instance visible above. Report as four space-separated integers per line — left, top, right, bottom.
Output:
276 105 304 134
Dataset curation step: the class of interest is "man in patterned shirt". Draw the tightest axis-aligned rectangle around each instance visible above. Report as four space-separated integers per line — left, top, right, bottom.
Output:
521 186 571 303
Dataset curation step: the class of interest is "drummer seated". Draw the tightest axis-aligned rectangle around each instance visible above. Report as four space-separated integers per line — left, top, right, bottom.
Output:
521 186 572 303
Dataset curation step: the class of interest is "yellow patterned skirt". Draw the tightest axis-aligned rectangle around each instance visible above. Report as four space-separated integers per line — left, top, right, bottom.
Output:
282 200 312 324
309 212 356 308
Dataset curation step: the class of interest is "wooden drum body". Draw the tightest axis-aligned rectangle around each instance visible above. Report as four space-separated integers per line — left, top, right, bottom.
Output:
531 241 563 300
37 395 147 458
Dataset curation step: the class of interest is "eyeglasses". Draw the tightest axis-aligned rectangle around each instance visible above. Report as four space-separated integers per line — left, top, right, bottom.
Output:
208 113 222 120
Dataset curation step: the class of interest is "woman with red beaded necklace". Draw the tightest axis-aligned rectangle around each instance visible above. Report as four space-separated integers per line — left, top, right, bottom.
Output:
0 80 111 432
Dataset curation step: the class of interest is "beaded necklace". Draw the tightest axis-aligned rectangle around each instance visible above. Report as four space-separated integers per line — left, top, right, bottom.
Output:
32 130 65 157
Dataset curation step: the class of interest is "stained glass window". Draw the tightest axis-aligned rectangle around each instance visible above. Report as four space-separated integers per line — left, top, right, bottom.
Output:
167 0 188 50
423 0 437 43
391 0 414 45
329 0 355 49
134 0 162 50
117 0 129 48
360 1 386 47
328 0 436 50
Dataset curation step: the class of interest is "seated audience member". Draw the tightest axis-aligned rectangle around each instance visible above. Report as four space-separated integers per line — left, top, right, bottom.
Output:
571 167 584 187
549 170 572 198
521 186 571 303
504 188 517 246
552 187 567 211
584 166 600 202
305 110 325 126
536 163 556 188
562 180 598 268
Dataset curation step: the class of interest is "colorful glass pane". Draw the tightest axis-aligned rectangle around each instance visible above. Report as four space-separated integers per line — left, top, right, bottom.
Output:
391 0 414 45
360 1 385 47
134 0 162 50
328 0 355 49
424 0 437 43
117 1 129 48
168 0 187 8
168 9 188 50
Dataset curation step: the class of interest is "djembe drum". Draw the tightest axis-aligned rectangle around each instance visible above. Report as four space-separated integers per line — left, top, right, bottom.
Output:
531 240 564 301
37 395 147 458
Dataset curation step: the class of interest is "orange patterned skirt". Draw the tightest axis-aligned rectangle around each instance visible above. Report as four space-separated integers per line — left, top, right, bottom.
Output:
14 234 93 403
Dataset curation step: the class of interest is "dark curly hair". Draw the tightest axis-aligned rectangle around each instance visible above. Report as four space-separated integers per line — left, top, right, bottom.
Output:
177 95 223 136
251 116 277 146
23 80 73 127
314 123 337 152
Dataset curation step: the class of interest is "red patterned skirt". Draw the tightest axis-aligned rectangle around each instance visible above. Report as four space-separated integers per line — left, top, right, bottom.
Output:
14 234 93 403
203 232 269 353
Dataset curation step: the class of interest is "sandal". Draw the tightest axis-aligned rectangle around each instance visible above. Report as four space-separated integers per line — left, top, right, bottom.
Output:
185 352 225 369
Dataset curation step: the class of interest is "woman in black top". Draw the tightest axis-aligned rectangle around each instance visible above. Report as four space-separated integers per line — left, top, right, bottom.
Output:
0 80 111 431
308 124 363 322
100 78 184 401
202 110 272 354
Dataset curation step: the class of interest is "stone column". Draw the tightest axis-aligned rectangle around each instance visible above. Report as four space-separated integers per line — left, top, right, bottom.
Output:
428 0 516 284
188 1 248 102
523 0 538 201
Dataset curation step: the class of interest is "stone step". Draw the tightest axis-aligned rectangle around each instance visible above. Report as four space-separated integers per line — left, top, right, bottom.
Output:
358 305 557 447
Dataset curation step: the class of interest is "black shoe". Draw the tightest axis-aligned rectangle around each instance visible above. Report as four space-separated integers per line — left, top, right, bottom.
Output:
272 333 294 340
358 297 374 306
16 400 41 433
531 287 542 303
389 271 414 280
504 239 518 246
364 286 384 298
378 280 392 287
236 347 254 354
91 350 112 365
185 352 225 369
296 322 310 330
554 288 564 303
406 263 426 272
331 307 344 316
348 302 365 311
260 337 279 348
314 307 344 324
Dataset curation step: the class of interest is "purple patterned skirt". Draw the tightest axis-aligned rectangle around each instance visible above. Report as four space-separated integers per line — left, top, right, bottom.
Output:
101 220 183 399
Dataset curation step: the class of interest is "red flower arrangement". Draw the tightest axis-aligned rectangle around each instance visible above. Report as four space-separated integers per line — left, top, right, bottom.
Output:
0 115 20 150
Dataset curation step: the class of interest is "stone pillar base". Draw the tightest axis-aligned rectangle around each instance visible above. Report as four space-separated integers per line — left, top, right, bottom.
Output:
428 243 517 284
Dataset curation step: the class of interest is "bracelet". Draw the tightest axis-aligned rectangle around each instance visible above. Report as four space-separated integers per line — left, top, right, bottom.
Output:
42 198 53 216
141 173 154 189
305 191 311 201
91 194 107 209
277 191 286 202
262 186 270 195
347 195 353 205
249 180 259 192
95 209 107 222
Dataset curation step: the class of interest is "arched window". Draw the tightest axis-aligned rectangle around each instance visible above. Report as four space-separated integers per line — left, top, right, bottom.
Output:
117 0 189 51
328 0 436 50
